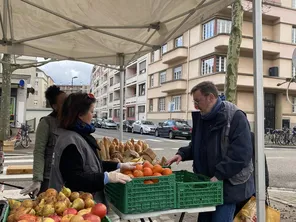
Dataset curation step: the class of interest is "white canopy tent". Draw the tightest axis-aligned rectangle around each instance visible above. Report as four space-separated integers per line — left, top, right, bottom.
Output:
0 0 266 220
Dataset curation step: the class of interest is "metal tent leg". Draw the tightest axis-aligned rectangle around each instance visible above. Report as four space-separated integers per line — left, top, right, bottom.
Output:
118 54 125 142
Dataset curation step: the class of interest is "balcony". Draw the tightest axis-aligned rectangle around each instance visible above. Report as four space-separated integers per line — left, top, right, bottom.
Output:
126 76 137 86
137 95 146 104
161 79 187 93
113 82 120 91
113 99 120 106
125 96 137 105
162 47 188 64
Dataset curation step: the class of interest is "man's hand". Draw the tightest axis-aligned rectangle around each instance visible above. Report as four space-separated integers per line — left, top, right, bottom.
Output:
166 154 182 166
210 176 219 182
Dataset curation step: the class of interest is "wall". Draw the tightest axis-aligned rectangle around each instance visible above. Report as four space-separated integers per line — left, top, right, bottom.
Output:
26 108 52 131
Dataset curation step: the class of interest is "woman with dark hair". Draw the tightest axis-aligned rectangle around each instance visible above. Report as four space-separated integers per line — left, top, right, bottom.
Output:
21 85 67 196
49 92 133 202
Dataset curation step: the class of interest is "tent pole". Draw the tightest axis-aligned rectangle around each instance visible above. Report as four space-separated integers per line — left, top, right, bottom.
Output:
118 54 125 142
253 0 266 221
2 0 8 40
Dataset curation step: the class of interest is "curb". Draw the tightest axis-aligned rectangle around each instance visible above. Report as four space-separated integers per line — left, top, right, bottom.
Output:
269 196 296 208
265 145 296 149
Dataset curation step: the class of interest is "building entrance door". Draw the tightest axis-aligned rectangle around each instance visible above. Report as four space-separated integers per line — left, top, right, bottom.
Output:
264 93 276 133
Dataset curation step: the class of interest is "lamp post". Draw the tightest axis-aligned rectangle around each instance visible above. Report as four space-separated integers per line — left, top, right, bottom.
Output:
71 76 78 93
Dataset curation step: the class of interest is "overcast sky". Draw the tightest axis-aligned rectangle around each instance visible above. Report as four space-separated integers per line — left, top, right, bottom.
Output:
39 60 93 85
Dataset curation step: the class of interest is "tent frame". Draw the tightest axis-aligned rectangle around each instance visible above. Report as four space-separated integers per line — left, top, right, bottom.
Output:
0 0 266 220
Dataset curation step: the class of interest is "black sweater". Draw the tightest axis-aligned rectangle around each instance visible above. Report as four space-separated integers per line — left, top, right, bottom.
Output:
59 133 118 193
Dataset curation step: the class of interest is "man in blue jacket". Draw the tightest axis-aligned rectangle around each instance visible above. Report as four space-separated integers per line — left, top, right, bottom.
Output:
167 81 255 222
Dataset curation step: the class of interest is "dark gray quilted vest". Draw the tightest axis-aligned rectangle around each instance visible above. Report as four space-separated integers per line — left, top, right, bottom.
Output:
220 101 254 185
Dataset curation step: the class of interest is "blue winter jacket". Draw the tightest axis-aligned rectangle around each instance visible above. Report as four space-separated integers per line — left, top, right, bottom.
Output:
177 102 255 204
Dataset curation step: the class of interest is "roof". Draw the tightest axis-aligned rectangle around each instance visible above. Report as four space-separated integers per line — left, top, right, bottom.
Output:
0 0 235 66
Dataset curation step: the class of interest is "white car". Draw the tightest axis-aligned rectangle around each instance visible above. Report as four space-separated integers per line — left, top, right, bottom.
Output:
132 120 156 134
101 119 118 129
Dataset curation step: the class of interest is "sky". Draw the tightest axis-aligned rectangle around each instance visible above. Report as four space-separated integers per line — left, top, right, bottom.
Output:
39 60 93 85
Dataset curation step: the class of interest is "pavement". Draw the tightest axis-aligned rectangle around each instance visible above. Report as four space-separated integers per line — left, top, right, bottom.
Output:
1 129 296 221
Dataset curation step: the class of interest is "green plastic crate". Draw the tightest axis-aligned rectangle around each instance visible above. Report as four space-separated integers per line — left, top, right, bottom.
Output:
175 171 223 208
106 174 176 214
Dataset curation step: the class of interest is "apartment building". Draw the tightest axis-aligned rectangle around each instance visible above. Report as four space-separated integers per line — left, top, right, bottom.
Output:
27 68 55 108
146 0 296 130
58 84 90 95
90 55 148 121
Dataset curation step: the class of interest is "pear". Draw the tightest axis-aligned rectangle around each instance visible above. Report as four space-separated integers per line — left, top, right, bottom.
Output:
57 191 67 201
9 199 21 209
71 198 85 211
13 207 32 221
44 196 57 204
41 204 55 217
64 197 71 207
28 208 36 215
37 192 46 202
54 200 68 216
21 199 34 208
7 214 14 222
84 198 95 208
79 193 93 201
69 192 80 202
45 188 58 197
61 186 71 198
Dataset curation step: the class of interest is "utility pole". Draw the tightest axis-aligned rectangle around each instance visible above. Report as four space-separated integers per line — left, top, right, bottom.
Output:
71 76 78 93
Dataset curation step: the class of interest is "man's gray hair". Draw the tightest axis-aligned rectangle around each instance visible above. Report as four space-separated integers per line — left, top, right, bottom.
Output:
190 81 219 98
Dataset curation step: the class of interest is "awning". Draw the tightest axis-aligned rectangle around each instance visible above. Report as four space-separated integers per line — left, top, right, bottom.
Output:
0 0 235 66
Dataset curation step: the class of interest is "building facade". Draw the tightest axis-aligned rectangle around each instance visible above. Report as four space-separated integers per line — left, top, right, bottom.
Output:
58 84 90 95
146 0 296 130
90 55 148 122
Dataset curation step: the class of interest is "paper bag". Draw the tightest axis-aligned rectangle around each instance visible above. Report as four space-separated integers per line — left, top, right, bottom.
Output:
234 196 280 222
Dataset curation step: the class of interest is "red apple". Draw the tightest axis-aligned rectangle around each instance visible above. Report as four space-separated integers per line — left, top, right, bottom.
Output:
83 214 101 222
18 214 37 222
91 203 107 219
50 215 62 222
63 208 78 216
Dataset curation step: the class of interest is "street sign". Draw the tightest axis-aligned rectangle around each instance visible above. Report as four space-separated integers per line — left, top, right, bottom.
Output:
292 48 296 68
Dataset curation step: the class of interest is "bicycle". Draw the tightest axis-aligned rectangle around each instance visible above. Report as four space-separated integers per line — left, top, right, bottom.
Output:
10 122 31 148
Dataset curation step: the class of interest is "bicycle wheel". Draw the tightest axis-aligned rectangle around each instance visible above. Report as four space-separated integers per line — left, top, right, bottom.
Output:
21 136 30 148
291 135 296 146
264 134 270 145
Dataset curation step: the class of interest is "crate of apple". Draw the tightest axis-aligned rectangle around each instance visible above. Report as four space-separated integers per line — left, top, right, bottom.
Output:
5 187 109 222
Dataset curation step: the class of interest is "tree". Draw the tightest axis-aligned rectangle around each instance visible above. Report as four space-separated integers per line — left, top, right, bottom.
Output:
224 0 243 104
0 54 53 149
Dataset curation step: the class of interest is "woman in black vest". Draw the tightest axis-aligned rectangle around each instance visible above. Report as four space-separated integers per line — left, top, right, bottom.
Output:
21 85 67 196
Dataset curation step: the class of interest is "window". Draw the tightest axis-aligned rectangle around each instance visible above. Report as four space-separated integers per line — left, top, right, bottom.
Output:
202 19 231 40
127 107 135 117
293 97 296 113
293 0 296 8
34 100 38 105
217 19 232 34
159 71 166 84
150 75 154 87
138 106 145 113
109 93 113 102
109 109 112 118
158 97 165 111
292 27 296 44
35 80 38 86
114 109 120 118
139 60 146 74
110 77 113 86
175 36 183 47
171 96 181 111
173 66 182 80
162 44 168 54
151 52 155 63
138 83 146 96
149 99 153 112
202 20 215 40
201 56 226 75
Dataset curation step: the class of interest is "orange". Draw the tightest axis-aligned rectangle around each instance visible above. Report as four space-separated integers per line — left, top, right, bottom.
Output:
143 167 153 176
153 172 162 176
143 161 153 169
127 174 134 178
122 170 132 175
162 168 173 175
144 180 154 184
135 164 143 171
152 164 163 174
133 170 144 177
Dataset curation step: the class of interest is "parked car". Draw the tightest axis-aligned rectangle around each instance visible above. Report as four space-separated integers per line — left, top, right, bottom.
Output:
101 119 118 129
94 118 103 128
123 120 135 132
155 119 192 139
132 120 156 134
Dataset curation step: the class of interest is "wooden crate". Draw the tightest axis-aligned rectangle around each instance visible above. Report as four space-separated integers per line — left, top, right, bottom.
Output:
3 140 15 152
6 165 33 175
